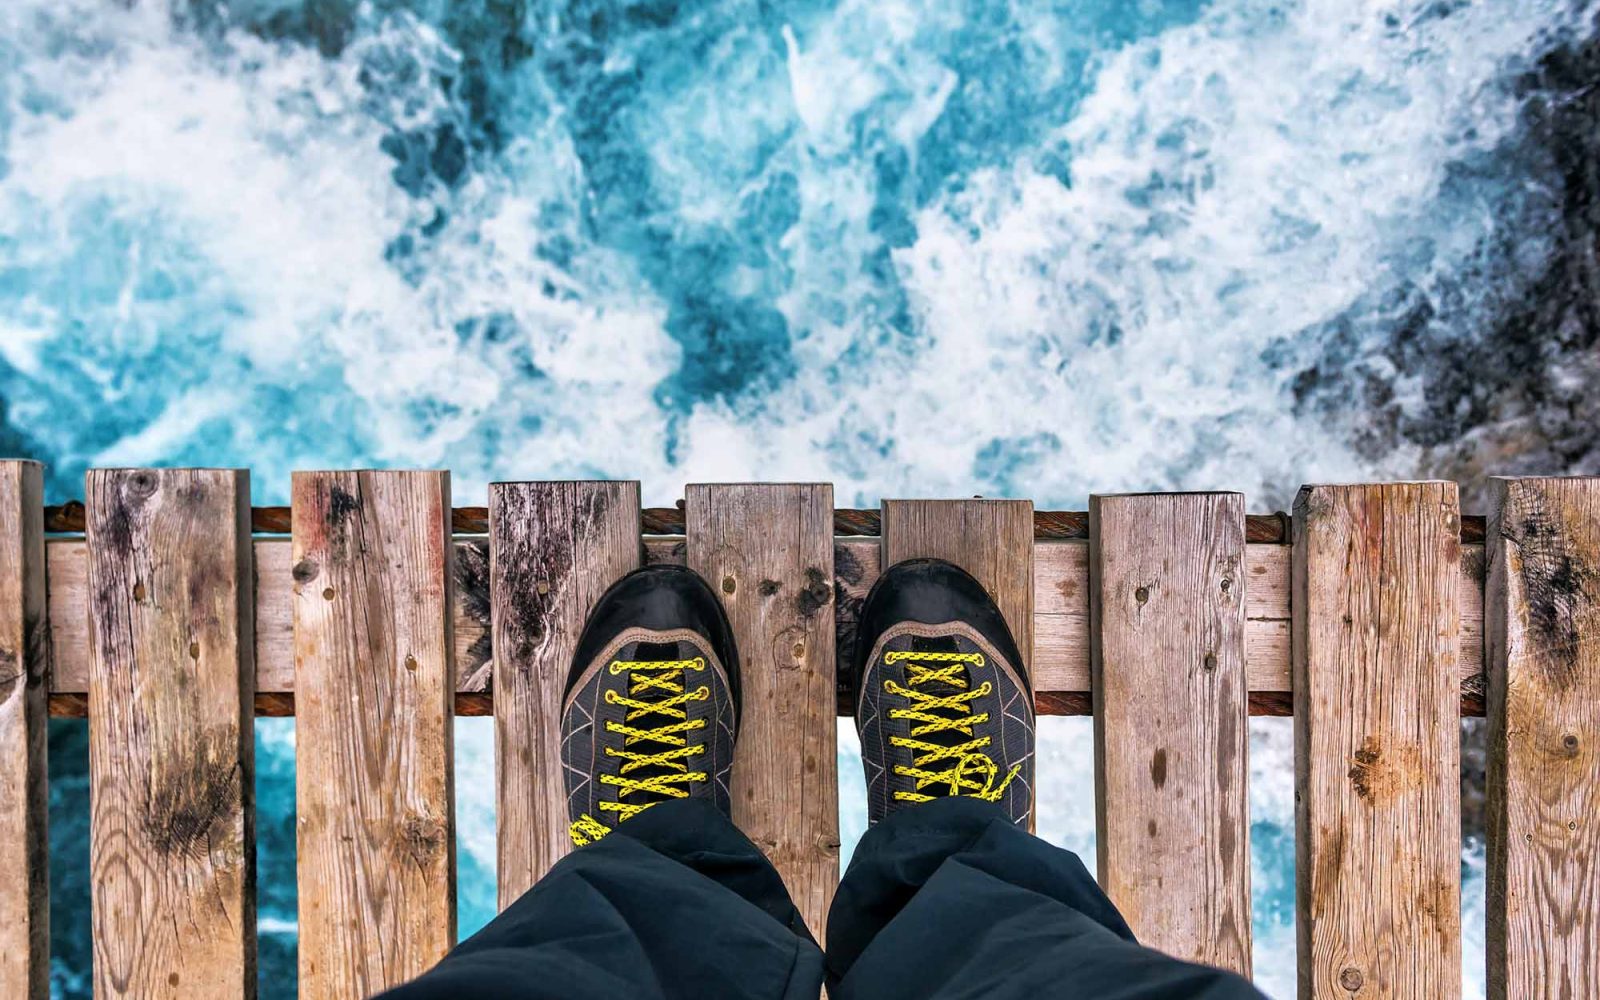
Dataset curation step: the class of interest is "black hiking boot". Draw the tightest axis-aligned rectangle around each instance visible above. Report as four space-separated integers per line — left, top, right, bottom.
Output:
561 564 739 845
853 558 1035 827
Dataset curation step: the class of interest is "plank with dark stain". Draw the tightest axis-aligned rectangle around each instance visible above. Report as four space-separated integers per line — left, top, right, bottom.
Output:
86 468 256 998
489 481 640 905
686 484 839 938
292 471 456 998
1486 476 1600 997
1090 492 1251 974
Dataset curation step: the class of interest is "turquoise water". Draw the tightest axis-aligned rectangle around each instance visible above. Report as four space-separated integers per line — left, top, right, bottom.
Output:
5 0 1596 996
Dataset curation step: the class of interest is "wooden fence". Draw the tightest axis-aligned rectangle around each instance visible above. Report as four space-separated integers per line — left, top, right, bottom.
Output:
0 462 1595 997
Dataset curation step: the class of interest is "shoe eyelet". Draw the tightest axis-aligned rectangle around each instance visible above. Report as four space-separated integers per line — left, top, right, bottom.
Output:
692 656 706 671
604 690 619 703
608 661 626 675
973 654 986 667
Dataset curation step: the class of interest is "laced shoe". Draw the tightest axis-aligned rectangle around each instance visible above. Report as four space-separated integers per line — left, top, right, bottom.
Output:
561 564 739 845
853 558 1035 826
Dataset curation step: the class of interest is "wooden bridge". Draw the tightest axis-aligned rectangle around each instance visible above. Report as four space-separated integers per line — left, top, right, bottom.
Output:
0 462 1595 998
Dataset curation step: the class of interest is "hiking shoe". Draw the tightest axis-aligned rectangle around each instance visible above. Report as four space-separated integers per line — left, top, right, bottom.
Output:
562 564 739 846
853 558 1034 826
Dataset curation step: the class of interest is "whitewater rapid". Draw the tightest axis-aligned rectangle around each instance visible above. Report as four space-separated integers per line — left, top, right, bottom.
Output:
4 0 1595 996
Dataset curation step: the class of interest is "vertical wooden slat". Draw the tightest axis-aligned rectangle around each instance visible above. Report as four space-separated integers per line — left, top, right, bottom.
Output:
686 484 838 936
881 499 1035 823
489 481 641 905
86 468 256 998
292 470 455 998
1293 482 1461 999
0 461 48 1000
1486 476 1600 997
1089 492 1251 974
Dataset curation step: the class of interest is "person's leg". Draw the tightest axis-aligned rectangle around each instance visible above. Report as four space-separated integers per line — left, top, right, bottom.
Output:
833 558 1262 1000
381 798 821 1000
825 797 1259 999
378 564 822 1000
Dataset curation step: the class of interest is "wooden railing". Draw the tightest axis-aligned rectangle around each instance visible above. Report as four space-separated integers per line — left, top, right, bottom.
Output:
0 463 1595 998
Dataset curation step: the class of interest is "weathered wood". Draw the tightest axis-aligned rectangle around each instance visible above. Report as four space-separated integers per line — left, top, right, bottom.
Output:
686 484 839 937
1293 482 1461 999
45 500 1322 542
43 535 1490 714
1090 493 1251 975
85 468 256 998
1485 476 1600 997
489 481 641 905
882 500 1035 674
0 461 48 1000
292 471 456 998
881 499 1035 825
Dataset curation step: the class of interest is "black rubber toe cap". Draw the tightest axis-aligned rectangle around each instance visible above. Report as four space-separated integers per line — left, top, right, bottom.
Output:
851 557 1030 697
568 564 741 712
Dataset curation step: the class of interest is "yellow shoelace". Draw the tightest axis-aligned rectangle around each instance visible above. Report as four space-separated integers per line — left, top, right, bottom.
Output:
570 657 710 846
884 650 1020 803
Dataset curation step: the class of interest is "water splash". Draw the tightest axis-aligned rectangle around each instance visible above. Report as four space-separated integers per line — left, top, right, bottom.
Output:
11 0 1596 996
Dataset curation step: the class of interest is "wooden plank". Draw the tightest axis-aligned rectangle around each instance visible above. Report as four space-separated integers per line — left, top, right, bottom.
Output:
292 470 456 998
882 499 1035 676
85 468 255 998
1293 482 1461 999
42 537 1491 713
1485 476 1600 997
489 481 640 905
881 499 1035 827
686 484 838 936
1090 492 1251 974
0 461 48 1000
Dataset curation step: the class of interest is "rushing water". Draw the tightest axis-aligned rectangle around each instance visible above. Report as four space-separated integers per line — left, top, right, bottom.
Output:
4 1 1598 996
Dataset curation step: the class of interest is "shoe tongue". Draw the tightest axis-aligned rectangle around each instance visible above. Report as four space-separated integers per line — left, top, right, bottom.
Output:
618 640 697 806
632 640 680 662
904 634 973 754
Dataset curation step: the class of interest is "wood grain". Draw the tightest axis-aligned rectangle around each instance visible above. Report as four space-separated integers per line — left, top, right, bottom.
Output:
881 500 1035 677
292 471 455 998
1485 476 1600 997
489 481 640 905
43 536 1489 713
0 461 48 1000
85 468 256 998
1293 482 1461 999
1090 493 1251 974
686 484 839 937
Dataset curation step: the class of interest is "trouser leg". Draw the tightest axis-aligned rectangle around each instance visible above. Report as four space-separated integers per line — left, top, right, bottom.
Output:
825 797 1264 1000
379 798 824 1000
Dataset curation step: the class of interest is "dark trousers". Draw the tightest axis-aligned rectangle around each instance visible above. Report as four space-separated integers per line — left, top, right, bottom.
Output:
381 797 1264 1000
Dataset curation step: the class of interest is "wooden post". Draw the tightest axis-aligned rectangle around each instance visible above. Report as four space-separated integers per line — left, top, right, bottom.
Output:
489 481 641 905
0 461 48 1000
1090 492 1251 974
1486 476 1600 997
881 499 1035 821
686 484 838 937
292 471 456 998
86 468 256 998
1293 482 1461 999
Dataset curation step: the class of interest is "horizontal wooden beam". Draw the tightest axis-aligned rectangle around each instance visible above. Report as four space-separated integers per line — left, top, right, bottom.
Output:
42 502 1492 544
41 534 1487 718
